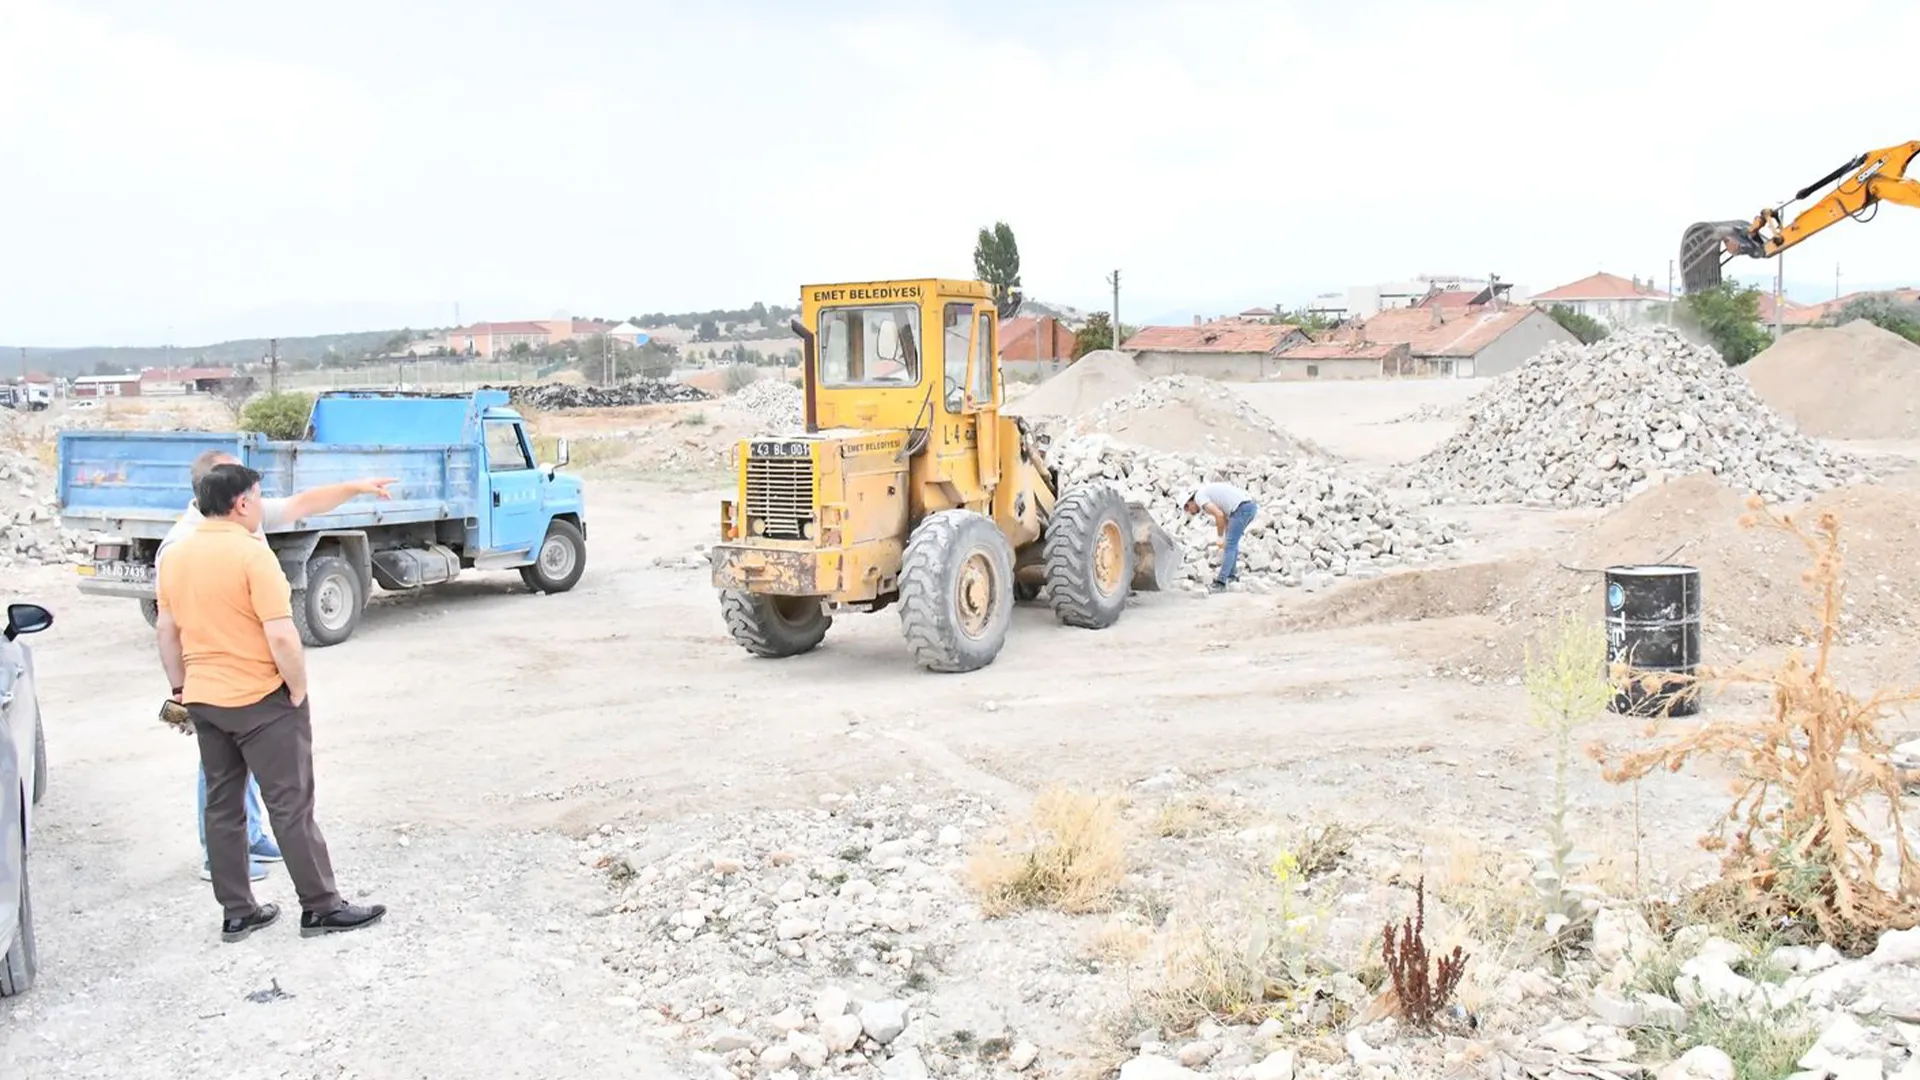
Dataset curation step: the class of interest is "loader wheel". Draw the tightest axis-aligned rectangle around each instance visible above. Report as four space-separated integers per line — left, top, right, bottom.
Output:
721 590 832 658
1044 483 1134 630
898 510 1014 673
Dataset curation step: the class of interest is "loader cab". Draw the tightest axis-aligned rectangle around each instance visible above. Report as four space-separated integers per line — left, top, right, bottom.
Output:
798 279 1000 435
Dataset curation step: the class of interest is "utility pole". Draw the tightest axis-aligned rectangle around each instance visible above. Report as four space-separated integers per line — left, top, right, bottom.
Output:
1834 263 1842 302
1773 253 1785 342
1105 269 1121 349
269 338 280 394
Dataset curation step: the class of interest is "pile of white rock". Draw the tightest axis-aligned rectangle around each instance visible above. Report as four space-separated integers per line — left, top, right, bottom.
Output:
1047 435 1462 592
1406 327 1869 508
1 452 94 569
732 378 804 432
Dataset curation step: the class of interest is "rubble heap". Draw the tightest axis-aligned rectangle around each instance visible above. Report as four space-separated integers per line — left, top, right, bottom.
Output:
489 379 712 410
1406 326 1868 507
731 378 804 432
1047 435 1461 592
1002 349 1144 419
1 448 95 570
1064 374 1330 459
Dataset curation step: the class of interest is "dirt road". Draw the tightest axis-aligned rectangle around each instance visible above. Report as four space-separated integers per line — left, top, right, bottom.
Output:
3 374 1891 1078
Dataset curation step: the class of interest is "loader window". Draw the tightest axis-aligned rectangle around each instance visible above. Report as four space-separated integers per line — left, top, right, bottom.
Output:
973 311 994 407
942 303 972 412
819 305 920 388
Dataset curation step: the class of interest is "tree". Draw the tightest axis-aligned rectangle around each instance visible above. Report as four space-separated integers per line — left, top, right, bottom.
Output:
696 318 720 343
1680 281 1772 365
972 221 1022 321
1545 304 1609 345
1833 296 1920 344
1275 307 1336 334
1073 312 1114 357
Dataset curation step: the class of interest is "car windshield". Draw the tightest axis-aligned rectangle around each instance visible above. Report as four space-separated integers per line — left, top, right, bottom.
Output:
818 305 920 388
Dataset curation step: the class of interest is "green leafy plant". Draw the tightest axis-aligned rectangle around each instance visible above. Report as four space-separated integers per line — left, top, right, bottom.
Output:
1546 304 1609 344
238 391 313 440
723 362 760 392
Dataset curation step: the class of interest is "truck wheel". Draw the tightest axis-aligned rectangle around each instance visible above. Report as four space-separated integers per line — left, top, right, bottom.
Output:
32 721 47 805
1044 483 1135 630
898 510 1015 673
292 555 363 647
721 591 831 658
520 519 587 594
140 599 159 628
0 859 36 998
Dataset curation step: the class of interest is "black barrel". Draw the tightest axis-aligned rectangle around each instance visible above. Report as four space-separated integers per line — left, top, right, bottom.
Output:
1603 564 1702 717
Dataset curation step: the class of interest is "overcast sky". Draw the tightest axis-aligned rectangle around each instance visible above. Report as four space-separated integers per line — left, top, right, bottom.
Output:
2 0 1916 347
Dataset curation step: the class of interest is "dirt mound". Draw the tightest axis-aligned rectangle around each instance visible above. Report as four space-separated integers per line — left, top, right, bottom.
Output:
1284 473 1920 671
1001 349 1142 418
1741 319 1920 438
1407 326 1866 507
1067 374 1328 459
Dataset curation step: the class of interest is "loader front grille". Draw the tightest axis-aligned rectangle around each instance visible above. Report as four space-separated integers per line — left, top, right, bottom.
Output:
745 455 815 540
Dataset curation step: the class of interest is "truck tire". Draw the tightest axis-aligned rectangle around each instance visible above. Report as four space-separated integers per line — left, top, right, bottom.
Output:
140 599 159 628
1044 483 1135 630
292 555 363 647
520 519 587 594
32 721 46 805
0 859 35 998
897 510 1015 673
721 591 832 658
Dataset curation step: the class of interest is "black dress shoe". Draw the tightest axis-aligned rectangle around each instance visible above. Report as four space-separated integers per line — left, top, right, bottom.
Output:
300 902 387 937
222 903 281 943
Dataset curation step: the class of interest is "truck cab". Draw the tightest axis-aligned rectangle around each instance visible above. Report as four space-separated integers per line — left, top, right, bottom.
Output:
58 389 588 646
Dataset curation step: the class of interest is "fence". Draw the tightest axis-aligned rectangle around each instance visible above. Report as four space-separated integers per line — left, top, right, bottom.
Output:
278 361 542 392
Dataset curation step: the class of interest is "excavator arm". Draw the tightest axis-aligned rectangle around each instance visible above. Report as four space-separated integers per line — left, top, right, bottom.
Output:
1680 140 1920 293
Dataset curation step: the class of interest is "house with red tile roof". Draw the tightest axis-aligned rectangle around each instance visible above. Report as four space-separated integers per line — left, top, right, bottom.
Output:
1272 340 1415 380
1532 272 1672 328
999 315 1077 363
1346 302 1576 378
140 366 246 396
1119 321 1312 379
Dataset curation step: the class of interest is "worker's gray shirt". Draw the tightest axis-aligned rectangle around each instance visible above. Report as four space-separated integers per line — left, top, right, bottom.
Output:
1194 481 1251 515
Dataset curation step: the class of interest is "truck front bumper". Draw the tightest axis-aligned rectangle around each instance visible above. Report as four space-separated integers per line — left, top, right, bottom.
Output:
710 538 902 602
74 560 157 600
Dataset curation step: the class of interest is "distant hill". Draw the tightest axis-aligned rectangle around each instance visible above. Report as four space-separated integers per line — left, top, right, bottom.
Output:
5 329 423 377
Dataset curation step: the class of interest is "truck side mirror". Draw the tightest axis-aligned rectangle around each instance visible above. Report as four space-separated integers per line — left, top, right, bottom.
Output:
544 437 570 476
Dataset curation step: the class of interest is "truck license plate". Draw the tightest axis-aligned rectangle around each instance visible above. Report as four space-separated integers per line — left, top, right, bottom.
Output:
87 560 154 582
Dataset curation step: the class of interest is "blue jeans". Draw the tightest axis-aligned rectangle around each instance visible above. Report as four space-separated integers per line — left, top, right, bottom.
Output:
1217 501 1257 583
197 765 270 857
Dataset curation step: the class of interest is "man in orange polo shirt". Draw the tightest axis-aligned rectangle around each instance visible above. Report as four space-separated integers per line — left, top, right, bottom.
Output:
156 462 387 943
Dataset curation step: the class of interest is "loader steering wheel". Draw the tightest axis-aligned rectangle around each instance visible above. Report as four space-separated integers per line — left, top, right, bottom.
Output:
944 375 965 413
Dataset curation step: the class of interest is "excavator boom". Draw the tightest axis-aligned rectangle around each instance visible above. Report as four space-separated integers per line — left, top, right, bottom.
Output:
1681 140 1920 293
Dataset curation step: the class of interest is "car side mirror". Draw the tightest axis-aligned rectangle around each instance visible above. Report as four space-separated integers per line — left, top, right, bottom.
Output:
5 603 53 641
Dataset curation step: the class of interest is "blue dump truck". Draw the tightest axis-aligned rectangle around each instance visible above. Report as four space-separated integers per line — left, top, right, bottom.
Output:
55 389 587 646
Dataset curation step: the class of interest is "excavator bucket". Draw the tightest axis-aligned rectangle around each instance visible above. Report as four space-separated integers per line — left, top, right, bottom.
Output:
1127 505 1182 592
1680 220 1763 293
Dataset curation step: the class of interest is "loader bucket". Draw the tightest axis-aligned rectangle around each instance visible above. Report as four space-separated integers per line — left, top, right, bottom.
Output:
1680 220 1762 293
1127 505 1182 592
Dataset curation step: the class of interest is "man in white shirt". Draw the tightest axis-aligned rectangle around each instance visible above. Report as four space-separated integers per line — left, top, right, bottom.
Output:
162 450 394 881
1183 481 1259 594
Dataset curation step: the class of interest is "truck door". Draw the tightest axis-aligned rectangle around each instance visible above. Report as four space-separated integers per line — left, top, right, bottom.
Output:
483 419 543 554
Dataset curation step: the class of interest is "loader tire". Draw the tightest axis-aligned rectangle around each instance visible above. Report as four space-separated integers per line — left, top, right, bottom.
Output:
897 510 1014 674
1044 483 1134 630
721 590 831 658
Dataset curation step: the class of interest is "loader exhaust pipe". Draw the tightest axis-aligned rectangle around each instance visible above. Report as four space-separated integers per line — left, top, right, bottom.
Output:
790 316 818 433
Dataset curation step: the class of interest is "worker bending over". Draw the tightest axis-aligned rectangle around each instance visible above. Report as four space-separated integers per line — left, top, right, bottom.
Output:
1183 482 1258 593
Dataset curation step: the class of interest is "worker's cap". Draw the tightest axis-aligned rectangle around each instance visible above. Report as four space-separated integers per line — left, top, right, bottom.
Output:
1182 488 1202 508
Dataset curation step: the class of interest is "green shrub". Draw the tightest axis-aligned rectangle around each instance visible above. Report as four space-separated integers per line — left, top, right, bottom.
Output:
724 363 760 392
239 391 314 440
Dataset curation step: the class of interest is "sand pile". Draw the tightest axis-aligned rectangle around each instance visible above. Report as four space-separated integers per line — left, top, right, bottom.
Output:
1002 349 1143 418
1741 319 1920 438
1406 326 1868 507
1282 472 1920 669
1066 374 1328 459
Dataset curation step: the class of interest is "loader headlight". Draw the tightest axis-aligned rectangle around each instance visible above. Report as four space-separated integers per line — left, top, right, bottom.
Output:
751 518 765 536
801 521 814 540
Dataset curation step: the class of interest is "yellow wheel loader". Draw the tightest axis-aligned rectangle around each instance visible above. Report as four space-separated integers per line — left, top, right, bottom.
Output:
710 278 1181 673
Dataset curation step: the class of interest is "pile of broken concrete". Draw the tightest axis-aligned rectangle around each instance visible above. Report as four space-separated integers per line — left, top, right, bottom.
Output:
490 379 713 410
1406 326 1869 508
1047 435 1461 592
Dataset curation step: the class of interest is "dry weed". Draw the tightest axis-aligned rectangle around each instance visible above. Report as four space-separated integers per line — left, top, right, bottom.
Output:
1150 794 1243 839
1591 501 1920 951
965 787 1128 917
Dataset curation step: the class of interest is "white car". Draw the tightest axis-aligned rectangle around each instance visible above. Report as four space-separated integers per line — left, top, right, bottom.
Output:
2 601 53 997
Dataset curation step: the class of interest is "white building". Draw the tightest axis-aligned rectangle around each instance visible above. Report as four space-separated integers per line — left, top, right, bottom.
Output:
1529 272 1672 328
1305 274 1532 322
